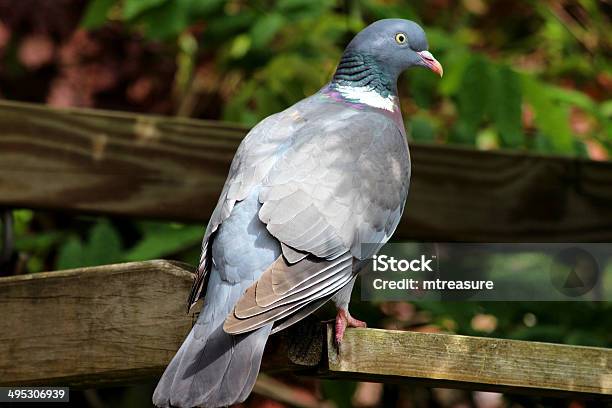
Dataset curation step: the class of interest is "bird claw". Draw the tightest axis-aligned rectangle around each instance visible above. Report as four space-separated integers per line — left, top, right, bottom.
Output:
334 308 367 346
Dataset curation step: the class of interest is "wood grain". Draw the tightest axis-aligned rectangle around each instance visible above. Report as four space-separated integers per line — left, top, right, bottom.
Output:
320 326 612 399
0 100 241 224
0 262 610 398
325 326 611 398
1 100 612 241
0 260 196 387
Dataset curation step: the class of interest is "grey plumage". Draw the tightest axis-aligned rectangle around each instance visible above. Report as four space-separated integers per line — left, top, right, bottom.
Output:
154 18 442 408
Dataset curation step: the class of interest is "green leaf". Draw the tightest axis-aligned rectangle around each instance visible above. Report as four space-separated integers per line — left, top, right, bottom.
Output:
13 209 33 236
409 116 436 142
546 86 597 112
140 0 191 40
600 100 612 117
522 76 575 153
123 0 166 20
124 222 203 261
449 122 477 145
15 231 65 252
278 0 322 11
277 0 336 20
56 221 122 270
229 34 252 58
206 12 257 39
409 68 437 109
81 0 116 29
490 65 524 148
456 56 491 135
85 221 122 266
56 237 84 270
188 0 225 17
532 132 554 153
361 0 418 20
424 28 455 51
439 49 470 96
250 13 285 49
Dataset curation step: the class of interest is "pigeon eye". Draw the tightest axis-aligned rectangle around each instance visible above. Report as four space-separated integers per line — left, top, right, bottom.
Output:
395 33 407 44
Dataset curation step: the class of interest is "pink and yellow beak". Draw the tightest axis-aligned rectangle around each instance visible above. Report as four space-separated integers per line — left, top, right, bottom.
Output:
417 50 443 77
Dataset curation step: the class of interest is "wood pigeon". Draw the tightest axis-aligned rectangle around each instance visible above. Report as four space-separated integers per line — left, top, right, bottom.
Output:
153 18 442 408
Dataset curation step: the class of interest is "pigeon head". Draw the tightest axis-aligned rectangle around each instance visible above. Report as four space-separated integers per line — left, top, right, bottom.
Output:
332 19 443 99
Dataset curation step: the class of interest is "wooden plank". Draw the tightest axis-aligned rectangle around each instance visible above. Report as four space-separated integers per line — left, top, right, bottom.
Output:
0 262 610 398
0 260 196 387
323 326 612 399
1 99 612 241
0 100 241 224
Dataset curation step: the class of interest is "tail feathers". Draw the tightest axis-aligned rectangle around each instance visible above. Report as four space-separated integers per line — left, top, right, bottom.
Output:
153 320 272 408
219 324 272 403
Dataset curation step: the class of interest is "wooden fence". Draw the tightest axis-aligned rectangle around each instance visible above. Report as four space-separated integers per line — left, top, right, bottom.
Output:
0 100 611 401
2 100 612 241
1 261 609 398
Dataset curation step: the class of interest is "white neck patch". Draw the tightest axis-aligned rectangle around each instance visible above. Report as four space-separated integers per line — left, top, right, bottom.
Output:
335 84 398 112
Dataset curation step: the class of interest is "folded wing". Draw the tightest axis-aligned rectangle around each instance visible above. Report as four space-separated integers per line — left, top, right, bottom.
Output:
225 108 410 334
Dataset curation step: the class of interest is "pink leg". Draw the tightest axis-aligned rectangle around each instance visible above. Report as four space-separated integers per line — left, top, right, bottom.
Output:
334 308 367 345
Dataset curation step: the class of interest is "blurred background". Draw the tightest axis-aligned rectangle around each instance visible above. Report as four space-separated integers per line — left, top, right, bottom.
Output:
0 0 610 407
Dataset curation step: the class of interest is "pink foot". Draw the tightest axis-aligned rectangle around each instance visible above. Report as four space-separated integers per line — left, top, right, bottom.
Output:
335 309 367 345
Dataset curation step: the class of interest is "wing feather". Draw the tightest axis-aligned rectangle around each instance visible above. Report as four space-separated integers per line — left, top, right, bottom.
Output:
233 253 353 316
270 252 352 296
258 110 409 262
280 243 308 264
224 257 353 334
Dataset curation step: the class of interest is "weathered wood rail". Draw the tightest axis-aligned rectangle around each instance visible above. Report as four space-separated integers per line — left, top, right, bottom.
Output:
2 100 612 241
1 261 610 398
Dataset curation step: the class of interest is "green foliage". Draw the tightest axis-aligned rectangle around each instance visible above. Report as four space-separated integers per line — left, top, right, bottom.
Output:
491 66 523 147
76 0 610 158
456 56 490 137
56 221 122 270
414 300 611 347
122 0 167 21
250 13 285 49
47 219 202 269
124 222 203 261
81 0 116 29
409 114 436 142
522 76 575 153
137 1 192 40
